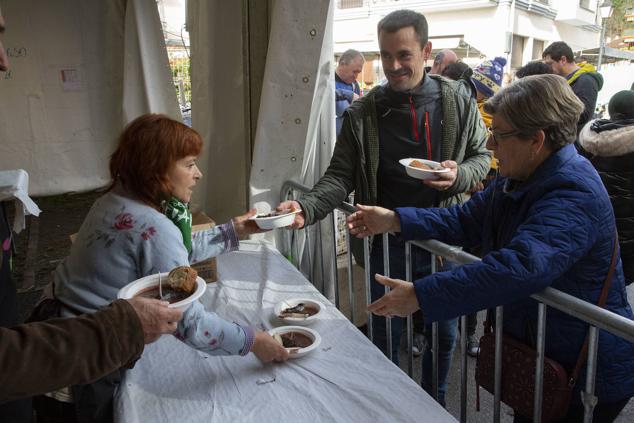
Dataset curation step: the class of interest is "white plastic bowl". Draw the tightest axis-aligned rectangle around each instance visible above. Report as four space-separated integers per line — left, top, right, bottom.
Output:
274 298 323 326
250 209 301 230
268 326 321 358
399 158 450 180
117 272 206 312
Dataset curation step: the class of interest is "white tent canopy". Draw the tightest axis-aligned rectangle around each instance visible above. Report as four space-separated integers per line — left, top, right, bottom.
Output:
0 0 180 196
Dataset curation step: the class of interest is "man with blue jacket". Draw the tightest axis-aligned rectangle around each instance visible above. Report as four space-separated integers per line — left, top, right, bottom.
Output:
335 49 364 135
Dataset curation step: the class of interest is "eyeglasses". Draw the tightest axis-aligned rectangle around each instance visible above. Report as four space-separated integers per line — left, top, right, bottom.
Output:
487 127 522 145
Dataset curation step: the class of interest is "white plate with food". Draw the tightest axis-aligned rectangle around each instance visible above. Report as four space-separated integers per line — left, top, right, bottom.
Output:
399 158 450 180
249 208 301 230
274 298 323 325
117 266 206 312
269 326 321 358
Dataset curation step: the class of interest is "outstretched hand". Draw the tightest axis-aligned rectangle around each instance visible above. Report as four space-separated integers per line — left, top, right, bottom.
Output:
252 331 290 363
367 274 419 318
233 209 269 238
346 204 400 238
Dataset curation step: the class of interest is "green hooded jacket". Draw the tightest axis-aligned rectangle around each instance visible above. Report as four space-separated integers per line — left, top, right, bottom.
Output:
297 74 491 264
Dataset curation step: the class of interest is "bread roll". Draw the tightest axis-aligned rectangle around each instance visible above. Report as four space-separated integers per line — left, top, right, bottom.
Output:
167 266 198 294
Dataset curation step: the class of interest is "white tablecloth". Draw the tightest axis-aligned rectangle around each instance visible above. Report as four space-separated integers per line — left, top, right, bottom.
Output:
0 169 41 233
115 241 456 423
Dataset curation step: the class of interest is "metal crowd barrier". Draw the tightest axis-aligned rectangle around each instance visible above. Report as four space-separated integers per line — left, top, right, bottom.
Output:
280 180 634 423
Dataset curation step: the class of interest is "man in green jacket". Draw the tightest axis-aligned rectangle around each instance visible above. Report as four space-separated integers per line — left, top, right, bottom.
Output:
278 10 490 406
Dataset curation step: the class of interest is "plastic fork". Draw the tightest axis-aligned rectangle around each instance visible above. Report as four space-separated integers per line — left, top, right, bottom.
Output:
158 272 164 300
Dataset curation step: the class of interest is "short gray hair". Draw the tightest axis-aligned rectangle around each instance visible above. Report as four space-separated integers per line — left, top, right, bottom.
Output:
483 74 583 151
339 49 364 66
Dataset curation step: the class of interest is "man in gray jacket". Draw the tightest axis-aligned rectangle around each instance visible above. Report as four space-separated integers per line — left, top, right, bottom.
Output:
278 9 489 406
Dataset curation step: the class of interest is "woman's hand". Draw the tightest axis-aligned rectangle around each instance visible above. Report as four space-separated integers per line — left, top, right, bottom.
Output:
233 209 267 238
346 204 400 238
252 332 290 363
367 274 419 317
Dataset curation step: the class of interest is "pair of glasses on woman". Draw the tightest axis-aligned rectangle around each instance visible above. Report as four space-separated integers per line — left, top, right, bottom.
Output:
487 127 521 145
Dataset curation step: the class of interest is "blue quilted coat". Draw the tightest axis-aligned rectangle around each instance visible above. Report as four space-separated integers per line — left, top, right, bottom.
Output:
397 144 634 403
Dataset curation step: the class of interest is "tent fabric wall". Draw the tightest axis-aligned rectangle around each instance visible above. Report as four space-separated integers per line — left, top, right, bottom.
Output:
0 0 179 196
187 0 251 224
249 1 337 298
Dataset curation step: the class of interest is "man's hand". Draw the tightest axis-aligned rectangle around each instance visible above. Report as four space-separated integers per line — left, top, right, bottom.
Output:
252 332 290 363
276 200 305 229
367 274 419 318
126 297 183 344
347 204 400 238
423 160 458 191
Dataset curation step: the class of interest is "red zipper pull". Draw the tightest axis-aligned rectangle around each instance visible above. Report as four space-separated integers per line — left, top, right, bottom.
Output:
408 96 420 142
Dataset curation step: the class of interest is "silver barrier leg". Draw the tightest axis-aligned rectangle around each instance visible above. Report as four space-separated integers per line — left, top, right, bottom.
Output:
494 306 504 423
304 225 313 287
405 242 413 378
460 314 468 423
364 237 373 342
346 226 355 325
582 326 600 423
382 233 392 362
431 254 439 401
316 221 326 296
330 213 340 309
533 303 547 423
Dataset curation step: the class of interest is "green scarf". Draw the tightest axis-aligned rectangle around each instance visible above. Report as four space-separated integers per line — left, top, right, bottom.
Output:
164 197 193 253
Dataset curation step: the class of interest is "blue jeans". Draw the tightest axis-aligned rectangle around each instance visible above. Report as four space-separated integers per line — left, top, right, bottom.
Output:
369 235 457 407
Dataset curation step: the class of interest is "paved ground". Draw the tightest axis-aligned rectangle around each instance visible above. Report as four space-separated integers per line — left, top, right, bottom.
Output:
10 192 634 421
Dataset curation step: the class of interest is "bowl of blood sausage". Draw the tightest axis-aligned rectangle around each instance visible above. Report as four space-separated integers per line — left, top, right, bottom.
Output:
118 266 206 312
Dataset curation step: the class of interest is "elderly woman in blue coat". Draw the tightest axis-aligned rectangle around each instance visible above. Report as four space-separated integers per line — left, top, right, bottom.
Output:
348 74 634 422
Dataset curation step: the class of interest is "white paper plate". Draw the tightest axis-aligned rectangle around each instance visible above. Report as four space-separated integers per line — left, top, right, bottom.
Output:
249 209 301 230
269 326 321 358
117 272 206 312
399 158 449 180
274 298 323 325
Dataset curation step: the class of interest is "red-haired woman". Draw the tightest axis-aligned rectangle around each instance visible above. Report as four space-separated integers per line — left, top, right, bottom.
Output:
40 114 287 422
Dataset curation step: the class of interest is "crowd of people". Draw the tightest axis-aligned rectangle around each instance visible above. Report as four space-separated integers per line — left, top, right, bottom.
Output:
310 8 634 423
1 5 634 423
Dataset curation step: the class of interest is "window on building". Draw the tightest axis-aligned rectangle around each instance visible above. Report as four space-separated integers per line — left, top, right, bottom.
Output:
511 34 526 68
337 0 364 9
579 0 591 10
532 39 544 59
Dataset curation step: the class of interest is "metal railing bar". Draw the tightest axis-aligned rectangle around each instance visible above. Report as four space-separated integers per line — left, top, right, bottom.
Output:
582 325 600 423
382 233 392 362
534 303 547 423
364 237 373 342
330 213 340 309
459 314 468 423
494 306 504 423
431 254 439 402
316 220 326 296
346 227 355 325
405 241 414 378
407 240 634 343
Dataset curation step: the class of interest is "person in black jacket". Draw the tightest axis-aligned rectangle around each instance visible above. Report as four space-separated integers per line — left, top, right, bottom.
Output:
543 41 603 134
579 90 634 284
